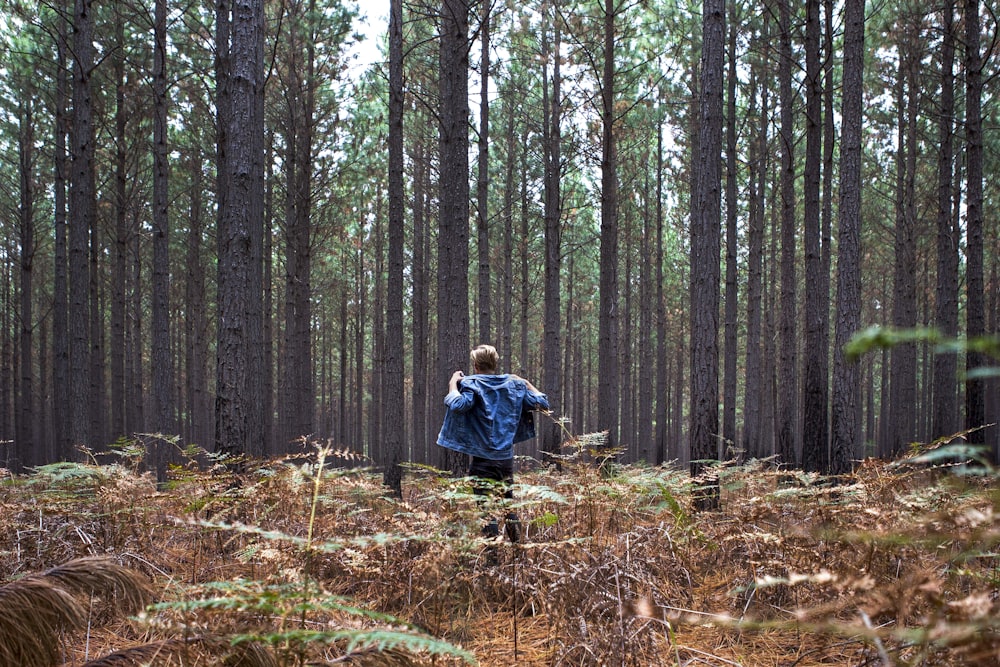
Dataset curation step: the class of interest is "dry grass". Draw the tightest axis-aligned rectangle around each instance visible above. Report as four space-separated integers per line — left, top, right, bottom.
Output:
2 438 999 666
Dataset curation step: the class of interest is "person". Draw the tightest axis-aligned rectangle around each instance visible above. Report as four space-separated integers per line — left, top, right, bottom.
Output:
437 344 549 543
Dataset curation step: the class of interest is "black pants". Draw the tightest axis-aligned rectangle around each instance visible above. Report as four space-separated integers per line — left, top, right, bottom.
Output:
469 456 519 542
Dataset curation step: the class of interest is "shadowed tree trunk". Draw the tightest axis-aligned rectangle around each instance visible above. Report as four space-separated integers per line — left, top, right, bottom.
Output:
743 20 768 462
965 0 986 443
690 0 724 507
886 24 918 459
384 0 405 494
801 0 827 471
69 0 96 450
216 0 266 457
831 0 865 475
722 2 739 459
476 0 491 344
437 0 472 475
933 2 959 441
542 1 563 460
776 0 797 468
53 9 70 461
152 0 173 478
598 0 621 450
17 97 36 471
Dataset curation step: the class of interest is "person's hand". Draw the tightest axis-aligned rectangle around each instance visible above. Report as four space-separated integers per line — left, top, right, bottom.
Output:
451 370 465 384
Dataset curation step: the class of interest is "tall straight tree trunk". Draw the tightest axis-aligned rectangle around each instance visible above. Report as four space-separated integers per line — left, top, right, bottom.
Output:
743 25 768 462
519 123 529 374
887 30 918 459
655 115 668 464
965 0 986 443
776 0 797 468
110 12 127 445
186 150 211 450
819 0 834 470
437 0 472 474
831 0 865 475
69 0 96 450
501 98 515 382
412 133 429 461
933 2 958 440
152 0 173 472
691 0 725 505
722 3 739 458
542 2 562 459
638 169 654 462
89 202 105 448
53 11 70 461
801 0 827 471
385 0 406 494
17 98 36 471
598 0 621 449
476 0 491 344
370 195 385 465
216 0 266 457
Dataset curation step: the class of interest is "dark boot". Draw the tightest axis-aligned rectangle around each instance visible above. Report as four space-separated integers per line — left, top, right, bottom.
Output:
504 512 521 543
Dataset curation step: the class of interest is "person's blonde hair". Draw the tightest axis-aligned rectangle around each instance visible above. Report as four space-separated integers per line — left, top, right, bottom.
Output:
470 344 499 374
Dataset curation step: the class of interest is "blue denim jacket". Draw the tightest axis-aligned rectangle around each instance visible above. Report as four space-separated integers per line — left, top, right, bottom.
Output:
436 374 549 461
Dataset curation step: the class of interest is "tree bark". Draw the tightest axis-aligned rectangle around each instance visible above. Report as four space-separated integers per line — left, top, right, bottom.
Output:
216 0 266 457
776 0 797 468
690 0 725 506
17 97 36 471
53 11 70 461
152 0 173 476
886 25 918 459
831 0 865 475
965 0 986 443
801 0 827 471
69 0 96 451
385 0 405 493
437 0 471 475
476 0 491 344
933 2 958 440
541 1 563 460
598 0 621 449
722 2 739 460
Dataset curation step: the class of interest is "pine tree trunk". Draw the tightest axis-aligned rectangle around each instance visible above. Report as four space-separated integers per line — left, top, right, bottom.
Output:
690 0 724 506
831 0 865 475
216 0 266 457
722 5 738 460
476 0 491 344
152 0 172 475
17 98 35 471
887 30 918 459
69 0 95 450
542 2 563 460
53 13 70 461
437 0 472 475
384 0 405 494
598 0 620 449
965 0 986 443
777 0 798 468
933 2 958 440
802 0 827 471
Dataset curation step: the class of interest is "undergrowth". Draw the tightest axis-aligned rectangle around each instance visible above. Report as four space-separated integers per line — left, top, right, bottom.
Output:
1 433 999 666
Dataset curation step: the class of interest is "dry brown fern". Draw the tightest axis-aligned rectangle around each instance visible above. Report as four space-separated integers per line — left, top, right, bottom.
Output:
0 556 152 667
78 636 277 667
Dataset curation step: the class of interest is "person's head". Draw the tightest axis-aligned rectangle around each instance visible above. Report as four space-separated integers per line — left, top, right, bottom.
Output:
470 344 499 374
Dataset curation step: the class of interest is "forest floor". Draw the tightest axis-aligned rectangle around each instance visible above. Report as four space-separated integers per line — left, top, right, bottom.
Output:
2 436 999 666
